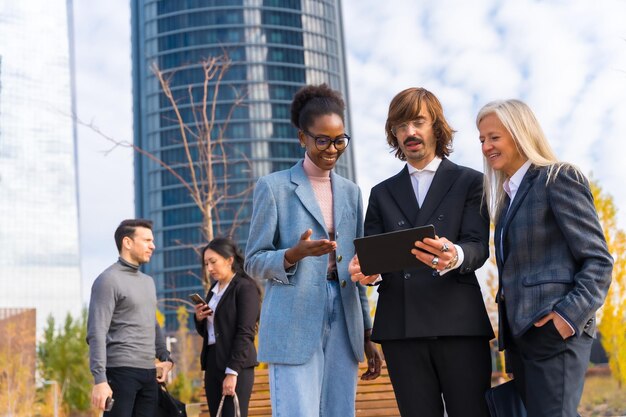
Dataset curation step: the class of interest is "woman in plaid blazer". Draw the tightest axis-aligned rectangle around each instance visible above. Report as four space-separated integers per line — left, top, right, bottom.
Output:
477 99 613 417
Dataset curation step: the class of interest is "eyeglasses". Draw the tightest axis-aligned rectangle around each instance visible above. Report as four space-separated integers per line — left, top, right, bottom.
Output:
391 119 430 136
303 131 351 151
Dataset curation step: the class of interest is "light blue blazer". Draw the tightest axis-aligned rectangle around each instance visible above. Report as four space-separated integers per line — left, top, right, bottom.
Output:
244 160 372 365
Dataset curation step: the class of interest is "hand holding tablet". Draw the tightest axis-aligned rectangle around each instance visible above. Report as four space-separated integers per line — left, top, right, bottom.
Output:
353 225 436 275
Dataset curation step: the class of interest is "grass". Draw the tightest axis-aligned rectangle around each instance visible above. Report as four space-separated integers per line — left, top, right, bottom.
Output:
579 373 626 417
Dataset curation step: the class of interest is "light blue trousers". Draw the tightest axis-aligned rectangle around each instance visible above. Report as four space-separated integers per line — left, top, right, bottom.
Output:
269 280 358 417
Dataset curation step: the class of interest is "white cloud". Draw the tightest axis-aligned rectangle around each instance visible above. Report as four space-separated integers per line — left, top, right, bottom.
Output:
343 0 626 226
74 0 626 300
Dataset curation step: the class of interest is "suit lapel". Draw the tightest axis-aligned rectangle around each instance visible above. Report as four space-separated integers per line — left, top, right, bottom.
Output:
386 165 420 227
331 171 347 234
502 166 539 239
291 161 327 233
500 166 540 256
416 159 459 225
494 195 510 273
217 275 237 308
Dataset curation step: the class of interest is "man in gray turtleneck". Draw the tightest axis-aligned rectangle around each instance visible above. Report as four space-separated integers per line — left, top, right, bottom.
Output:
87 219 173 416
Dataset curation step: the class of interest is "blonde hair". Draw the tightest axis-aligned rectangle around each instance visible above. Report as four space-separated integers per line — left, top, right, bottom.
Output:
476 99 579 222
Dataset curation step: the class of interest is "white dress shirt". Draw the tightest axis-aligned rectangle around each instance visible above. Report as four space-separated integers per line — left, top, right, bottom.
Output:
407 157 464 275
407 157 441 208
503 160 532 204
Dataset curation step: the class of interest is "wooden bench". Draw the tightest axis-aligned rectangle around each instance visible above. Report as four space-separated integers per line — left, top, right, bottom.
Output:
199 362 400 416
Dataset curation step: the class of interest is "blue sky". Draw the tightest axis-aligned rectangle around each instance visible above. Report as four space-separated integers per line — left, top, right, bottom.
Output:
74 0 626 301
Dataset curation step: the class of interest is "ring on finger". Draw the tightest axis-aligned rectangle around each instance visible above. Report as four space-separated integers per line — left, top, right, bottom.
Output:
431 256 439 267
441 243 449 252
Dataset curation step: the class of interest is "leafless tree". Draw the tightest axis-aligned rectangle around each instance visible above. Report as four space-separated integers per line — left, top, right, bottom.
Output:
80 54 253 293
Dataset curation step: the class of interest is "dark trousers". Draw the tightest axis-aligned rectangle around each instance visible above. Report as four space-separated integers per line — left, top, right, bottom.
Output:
507 321 593 417
105 366 158 417
204 345 254 417
382 337 492 417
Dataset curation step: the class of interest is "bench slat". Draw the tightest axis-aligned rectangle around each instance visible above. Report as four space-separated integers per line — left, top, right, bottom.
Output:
198 362 400 417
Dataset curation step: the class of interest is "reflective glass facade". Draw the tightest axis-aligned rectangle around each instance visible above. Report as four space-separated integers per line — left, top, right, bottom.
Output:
0 1 82 333
132 0 354 328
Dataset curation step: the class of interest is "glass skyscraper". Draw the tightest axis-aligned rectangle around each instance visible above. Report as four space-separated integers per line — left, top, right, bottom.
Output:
132 0 354 328
0 1 82 333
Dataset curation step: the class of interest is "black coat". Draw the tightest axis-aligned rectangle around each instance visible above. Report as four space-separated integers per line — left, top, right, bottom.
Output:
194 274 260 373
365 159 495 341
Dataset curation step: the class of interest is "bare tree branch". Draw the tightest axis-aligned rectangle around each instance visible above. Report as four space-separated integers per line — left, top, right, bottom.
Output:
82 53 254 295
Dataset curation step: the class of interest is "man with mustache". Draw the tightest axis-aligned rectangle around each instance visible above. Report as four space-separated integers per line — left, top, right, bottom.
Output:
351 88 494 417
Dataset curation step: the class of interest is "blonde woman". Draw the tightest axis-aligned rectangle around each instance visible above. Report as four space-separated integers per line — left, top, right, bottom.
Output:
477 99 613 416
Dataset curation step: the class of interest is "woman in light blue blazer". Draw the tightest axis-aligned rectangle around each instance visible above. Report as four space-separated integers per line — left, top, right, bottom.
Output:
478 99 612 416
245 84 382 417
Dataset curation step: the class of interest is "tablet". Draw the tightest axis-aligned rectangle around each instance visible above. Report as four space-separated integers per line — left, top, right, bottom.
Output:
353 225 436 275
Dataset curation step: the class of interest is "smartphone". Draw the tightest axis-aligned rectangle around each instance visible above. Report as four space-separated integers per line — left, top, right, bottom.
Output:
104 396 114 411
189 293 206 305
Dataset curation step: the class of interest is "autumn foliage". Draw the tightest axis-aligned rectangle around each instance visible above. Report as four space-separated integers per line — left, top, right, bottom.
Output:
0 309 36 416
592 181 626 386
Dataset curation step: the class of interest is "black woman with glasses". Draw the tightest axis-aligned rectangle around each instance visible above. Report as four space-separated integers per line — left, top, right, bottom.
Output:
245 84 382 417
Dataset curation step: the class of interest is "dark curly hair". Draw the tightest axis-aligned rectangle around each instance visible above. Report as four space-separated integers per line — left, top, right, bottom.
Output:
290 84 345 130
385 87 456 161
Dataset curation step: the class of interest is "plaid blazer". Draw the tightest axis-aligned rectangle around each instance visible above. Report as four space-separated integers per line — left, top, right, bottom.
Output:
495 165 612 348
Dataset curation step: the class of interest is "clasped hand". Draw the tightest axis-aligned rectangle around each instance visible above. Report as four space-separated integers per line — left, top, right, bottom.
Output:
194 302 213 321
223 374 237 396
156 361 173 383
91 382 113 411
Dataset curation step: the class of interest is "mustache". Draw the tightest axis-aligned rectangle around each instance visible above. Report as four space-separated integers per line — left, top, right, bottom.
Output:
403 136 423 145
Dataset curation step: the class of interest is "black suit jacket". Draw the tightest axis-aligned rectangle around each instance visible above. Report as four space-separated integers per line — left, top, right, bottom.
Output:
194 274 261 373
365 159 494 341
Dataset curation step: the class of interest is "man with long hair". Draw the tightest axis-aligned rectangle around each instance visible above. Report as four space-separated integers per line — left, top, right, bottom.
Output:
351 87 494 417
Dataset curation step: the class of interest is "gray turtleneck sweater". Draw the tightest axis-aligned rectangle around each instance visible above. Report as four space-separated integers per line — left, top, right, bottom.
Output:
87 258 170 384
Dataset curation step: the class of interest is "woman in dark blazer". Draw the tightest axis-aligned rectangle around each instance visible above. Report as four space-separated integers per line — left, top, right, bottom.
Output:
194 237 261 417
477 99 613 416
